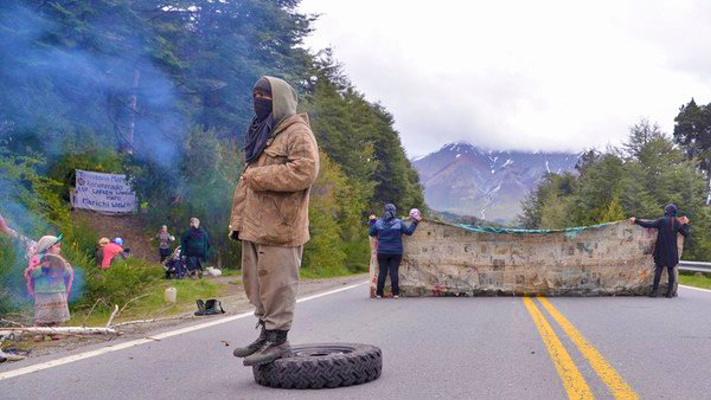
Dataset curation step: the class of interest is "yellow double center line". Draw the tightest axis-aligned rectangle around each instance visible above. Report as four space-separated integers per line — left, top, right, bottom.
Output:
523 297 638 400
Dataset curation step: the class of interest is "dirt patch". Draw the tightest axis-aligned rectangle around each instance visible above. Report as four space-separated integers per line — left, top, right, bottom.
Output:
73 209 162 263
0 274 368 361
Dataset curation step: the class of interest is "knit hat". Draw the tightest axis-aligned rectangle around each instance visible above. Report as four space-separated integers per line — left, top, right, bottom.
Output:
37 235 62 255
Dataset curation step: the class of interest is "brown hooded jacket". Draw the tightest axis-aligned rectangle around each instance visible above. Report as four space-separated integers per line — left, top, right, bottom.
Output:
229 77 319 246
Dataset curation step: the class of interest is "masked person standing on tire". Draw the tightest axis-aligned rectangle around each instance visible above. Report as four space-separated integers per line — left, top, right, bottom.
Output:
229 76 319 367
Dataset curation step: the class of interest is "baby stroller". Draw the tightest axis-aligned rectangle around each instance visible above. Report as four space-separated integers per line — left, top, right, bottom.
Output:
164 246 188 279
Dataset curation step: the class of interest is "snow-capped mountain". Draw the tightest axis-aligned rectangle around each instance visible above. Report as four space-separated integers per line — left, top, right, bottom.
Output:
412 142 583 223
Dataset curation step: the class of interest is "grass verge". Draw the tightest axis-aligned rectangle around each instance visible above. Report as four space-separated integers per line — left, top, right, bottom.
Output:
679 273 711 290
68 278 225 327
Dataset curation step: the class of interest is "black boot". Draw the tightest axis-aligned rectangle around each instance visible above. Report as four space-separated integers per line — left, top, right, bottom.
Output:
665 267 676 298
195 299 225 316
243 329 291 366
233 321 267 358
204 299 225 315
650 264 662 298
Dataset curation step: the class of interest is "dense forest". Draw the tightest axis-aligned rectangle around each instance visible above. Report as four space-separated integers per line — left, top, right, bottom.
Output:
0 0 426 311
519 101 711 261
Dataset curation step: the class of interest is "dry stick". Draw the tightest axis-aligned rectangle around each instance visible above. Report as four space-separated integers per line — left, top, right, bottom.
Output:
106 304 120 329
112 314 193 328
0 319 25 328
3 313 32 324
81 298 103 327
0 327 117 336
117 293 151 317
148 303 176 320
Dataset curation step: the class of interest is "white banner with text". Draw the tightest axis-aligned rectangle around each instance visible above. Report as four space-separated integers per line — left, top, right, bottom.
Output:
75 170 137 213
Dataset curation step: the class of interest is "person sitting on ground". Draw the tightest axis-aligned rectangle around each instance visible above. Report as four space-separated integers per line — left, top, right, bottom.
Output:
164 246 187 279
630 203 690 298
23 235 74 341
101 237 125 270
95 237 110 267
181 218 210 279
155 225 175 262
369 204 421 299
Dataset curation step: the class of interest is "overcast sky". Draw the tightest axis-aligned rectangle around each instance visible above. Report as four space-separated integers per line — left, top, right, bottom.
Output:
298 0 711 157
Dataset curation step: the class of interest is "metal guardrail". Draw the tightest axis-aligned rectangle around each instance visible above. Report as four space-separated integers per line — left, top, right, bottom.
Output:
679 261 711 273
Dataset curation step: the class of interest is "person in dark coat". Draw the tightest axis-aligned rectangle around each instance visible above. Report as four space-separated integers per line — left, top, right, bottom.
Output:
630 204 690 298
181 217 210 278
369 204 421 298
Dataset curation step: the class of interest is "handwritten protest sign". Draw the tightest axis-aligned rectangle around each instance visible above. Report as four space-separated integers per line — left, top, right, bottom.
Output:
75 170 137 213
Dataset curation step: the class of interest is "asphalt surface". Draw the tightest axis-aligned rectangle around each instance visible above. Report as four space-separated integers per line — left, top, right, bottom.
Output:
1 284 710 399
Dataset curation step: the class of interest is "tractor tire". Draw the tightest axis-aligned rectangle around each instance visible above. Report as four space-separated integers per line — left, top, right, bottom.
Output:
252 343 382 389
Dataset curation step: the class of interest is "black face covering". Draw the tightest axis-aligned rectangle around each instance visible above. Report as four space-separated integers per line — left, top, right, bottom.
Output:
254 97 272 121
244 77 275 164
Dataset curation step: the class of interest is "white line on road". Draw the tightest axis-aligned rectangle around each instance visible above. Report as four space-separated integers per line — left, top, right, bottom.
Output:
0 280 369 381
680 284 711 294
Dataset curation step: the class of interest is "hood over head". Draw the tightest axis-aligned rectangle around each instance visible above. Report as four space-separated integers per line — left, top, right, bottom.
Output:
664 203 678 217
383 203 397 221
263 76 298 124
243 76 299 164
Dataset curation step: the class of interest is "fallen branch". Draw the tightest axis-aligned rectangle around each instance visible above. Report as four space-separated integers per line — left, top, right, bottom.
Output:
0 319 25 328
112 314 192 328
81 298 102 327
106 304 120 329
0 327 117 337
118 294 151 317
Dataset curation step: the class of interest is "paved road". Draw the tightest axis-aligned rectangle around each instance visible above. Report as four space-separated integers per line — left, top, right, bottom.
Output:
2 284 711 399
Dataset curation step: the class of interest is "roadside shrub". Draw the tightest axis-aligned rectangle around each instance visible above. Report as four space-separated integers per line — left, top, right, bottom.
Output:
0 237 25 316
80 258 163 310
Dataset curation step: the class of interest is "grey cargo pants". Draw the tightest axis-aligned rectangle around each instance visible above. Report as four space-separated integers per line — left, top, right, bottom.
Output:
241 241 302 331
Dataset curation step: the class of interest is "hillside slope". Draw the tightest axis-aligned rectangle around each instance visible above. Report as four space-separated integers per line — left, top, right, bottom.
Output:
73 210 162 263
413 142 582 223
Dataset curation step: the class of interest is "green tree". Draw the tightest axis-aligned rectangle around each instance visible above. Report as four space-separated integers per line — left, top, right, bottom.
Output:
599 197 626 223
673 98 711 200
521 118 710 260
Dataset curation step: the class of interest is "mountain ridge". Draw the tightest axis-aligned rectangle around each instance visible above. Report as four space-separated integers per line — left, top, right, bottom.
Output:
412 142 582 223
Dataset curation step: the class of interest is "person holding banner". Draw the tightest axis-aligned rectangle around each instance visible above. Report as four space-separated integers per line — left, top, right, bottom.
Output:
369 204 421 299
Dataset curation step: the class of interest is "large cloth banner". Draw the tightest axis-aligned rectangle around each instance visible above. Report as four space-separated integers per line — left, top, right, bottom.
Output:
370 219 680 297
75 170 137 213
